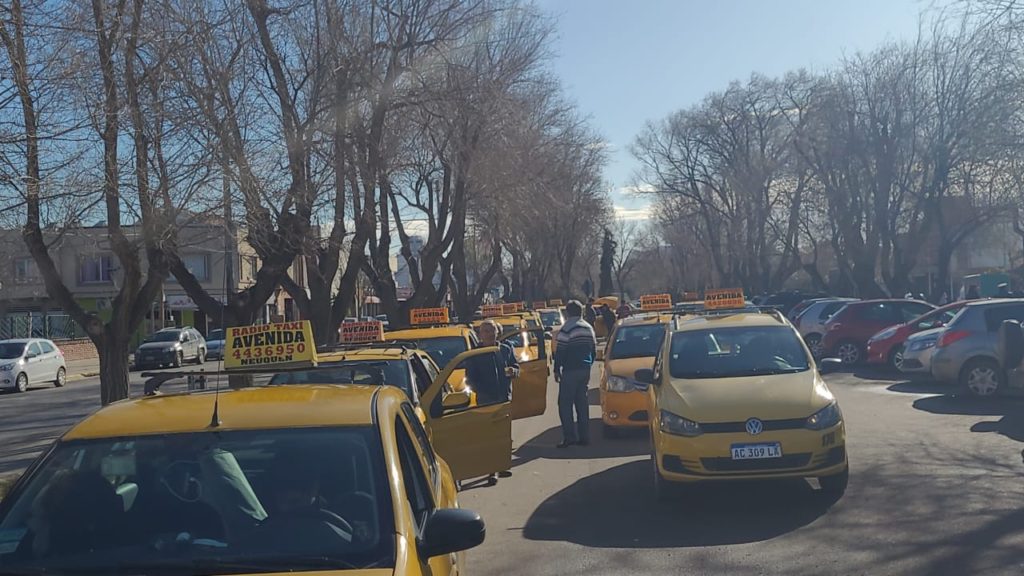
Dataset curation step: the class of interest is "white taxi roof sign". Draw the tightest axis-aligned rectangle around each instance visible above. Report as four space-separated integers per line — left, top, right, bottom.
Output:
224 320 317 369
410 307 449 325
340 320 385 343
704 288 746 310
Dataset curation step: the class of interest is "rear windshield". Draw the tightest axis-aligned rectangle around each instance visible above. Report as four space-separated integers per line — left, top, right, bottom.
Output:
269 360 413 400
669 325 810 379
0 343 26 359
0 427 394 574
609 324 665 359
539 311 562 328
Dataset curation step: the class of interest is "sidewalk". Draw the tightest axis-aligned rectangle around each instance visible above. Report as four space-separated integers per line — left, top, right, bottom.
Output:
66 357 101 382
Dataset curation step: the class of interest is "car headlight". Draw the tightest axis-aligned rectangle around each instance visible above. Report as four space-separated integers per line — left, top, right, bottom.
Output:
806 402 842 430
606 375 639 392
908 339 936 352
659 410 702 437
0 362 15 371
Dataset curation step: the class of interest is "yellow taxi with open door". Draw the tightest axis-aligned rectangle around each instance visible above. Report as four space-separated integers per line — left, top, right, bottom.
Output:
472 317 550 420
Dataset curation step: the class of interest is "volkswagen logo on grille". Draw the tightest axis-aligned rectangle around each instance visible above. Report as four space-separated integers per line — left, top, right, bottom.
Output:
745 418 764 436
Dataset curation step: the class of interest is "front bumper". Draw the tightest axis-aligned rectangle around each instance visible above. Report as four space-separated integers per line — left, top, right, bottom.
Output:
899 346 935 375
135 350 176 366
601 389 649 427
653 422 847 482
865 340 893 365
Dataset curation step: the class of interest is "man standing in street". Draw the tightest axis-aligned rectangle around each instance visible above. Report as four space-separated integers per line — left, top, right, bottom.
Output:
553 300 596 448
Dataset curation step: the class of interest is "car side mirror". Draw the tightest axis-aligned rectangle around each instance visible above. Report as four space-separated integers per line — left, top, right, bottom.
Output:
419 508 486 558
24 351 37 360
634 368 655 384
442 390 472 411
818 358 843 375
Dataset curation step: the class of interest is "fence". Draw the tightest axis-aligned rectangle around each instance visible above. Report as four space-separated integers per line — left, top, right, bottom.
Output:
0 314 86 341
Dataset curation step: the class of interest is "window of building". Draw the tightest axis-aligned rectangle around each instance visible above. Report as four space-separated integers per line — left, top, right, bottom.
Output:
247 255 259 278
181 254 210 282
78 254 113 284
13 258 40 283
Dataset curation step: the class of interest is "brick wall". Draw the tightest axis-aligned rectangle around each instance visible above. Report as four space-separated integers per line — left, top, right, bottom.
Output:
55 338 97 361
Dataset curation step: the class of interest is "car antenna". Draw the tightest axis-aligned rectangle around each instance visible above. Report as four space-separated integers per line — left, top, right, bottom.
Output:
209 224 230 429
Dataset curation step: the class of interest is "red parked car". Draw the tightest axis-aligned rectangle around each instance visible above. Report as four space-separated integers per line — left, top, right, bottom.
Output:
822 299 936 365
865 301 967 370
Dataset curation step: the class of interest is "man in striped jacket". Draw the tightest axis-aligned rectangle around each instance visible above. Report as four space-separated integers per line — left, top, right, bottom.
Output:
553 300 597 447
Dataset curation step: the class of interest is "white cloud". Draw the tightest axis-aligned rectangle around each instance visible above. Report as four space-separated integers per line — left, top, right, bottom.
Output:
613 204 652 221
616 184 656 197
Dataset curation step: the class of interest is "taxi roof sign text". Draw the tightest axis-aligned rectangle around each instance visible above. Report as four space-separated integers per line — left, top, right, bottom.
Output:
704 288 746 310
501 303 523 315
640 293 673 311
410 307 449 325
340 320 385 343
532 301 547 310
225 320 316 369
481 304 504 317
549 299 563 306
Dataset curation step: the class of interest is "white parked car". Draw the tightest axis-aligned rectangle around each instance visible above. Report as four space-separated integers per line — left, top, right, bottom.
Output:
0 338 67 392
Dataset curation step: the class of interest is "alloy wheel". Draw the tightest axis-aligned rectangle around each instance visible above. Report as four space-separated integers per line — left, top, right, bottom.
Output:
967 366 999 396
838 342 860 364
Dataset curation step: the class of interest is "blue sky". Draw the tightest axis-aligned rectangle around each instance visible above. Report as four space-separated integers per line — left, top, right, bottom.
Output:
535 0 940 218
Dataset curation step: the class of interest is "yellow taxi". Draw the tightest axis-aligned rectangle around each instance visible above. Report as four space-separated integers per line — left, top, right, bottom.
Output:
599 312 671 437
0 383 496 574
536 307 565 333
642 306 849 501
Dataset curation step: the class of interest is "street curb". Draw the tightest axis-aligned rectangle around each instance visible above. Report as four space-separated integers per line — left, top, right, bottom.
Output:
67 371 99 383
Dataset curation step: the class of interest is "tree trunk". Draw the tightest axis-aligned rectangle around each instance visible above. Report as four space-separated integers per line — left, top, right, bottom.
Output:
98 331 131 405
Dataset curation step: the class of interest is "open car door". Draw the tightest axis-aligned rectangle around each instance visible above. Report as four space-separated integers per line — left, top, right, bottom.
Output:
502 328 549 420
422 347 512 481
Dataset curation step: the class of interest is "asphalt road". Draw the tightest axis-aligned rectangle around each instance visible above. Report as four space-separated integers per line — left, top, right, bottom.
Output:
458 367 1024 576
1 364 1023 574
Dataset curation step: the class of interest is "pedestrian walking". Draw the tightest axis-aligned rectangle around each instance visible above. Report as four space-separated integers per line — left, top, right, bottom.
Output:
553 300 596 448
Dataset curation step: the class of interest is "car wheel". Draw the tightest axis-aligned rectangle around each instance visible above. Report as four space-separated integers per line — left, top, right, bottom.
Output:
804 334 824 358
889 345 905 372
54 367 66 388
959 358 1003 398
602 424 620 439
173 351 183 368
836 340 862 365
15 372 27 393
819 465 849 499
196 349 206 365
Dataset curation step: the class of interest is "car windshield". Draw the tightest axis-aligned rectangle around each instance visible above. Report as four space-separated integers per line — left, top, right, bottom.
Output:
669 325 811 379
145 331 181 343
414 336 468 368
609 324 666 359
207 329 224 341
269 360 413 400
0 343 26 359
0 427 394 574
539 311 562 328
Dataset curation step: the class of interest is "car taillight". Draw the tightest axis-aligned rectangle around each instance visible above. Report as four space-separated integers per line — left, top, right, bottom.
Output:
937 329 970 348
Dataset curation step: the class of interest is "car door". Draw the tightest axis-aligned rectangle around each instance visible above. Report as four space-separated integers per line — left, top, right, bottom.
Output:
421 348 512 481
36 341 60 379
501 328 549 420
24 342 44 384
858 303 897 340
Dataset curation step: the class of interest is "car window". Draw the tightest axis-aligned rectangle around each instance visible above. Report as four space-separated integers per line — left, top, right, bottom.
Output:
208 329 224 341
400 404 437 489
413 337 468 368
901 303 934 321
983 305 1024 332
38 341 56 354
146 331 181 343
819 302 846 321
669 326 810 379
27 342 43 357
394 417 434 532
270 360 414 400
608 324 666 359
0 427 394 573
860 304 893 322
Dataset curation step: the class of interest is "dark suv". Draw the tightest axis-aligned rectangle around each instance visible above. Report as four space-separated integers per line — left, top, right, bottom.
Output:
822 299 936 364
134 327 207 370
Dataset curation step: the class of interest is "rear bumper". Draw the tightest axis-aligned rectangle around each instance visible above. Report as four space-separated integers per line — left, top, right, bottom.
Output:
653 421 847 482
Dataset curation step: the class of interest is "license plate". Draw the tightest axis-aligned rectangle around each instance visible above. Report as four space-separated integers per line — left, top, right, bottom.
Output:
730 443 783 460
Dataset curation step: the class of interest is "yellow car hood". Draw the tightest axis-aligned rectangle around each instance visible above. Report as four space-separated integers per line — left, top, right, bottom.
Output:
663 370 833 422
607 357 655 379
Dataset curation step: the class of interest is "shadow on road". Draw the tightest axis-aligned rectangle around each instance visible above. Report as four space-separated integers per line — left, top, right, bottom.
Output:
852 366 906 382
523 459 831 547
887 380 952 395
912 395 1024 444
512 418 648 468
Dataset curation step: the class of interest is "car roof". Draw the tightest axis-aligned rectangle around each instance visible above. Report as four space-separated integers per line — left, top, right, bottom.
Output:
845 298 930 306
617 313 672 326
63 385 381 440
673 312 789 332
0 339 34 344
963 298 1024 308
318 347 417 362
386 326 472 339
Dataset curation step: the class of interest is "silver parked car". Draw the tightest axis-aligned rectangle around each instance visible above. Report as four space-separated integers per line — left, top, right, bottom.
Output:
134 327 207 370
930 299 1024 397
0 338 67 392
898 326 945 377
794 298 858 357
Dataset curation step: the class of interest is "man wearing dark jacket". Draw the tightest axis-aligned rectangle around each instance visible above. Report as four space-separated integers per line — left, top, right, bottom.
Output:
553 300 597 447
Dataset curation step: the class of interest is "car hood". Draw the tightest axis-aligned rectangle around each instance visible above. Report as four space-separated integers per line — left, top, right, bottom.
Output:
137 342 178 351
662 370 833 422
606 357 656 379
906 326 945 343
